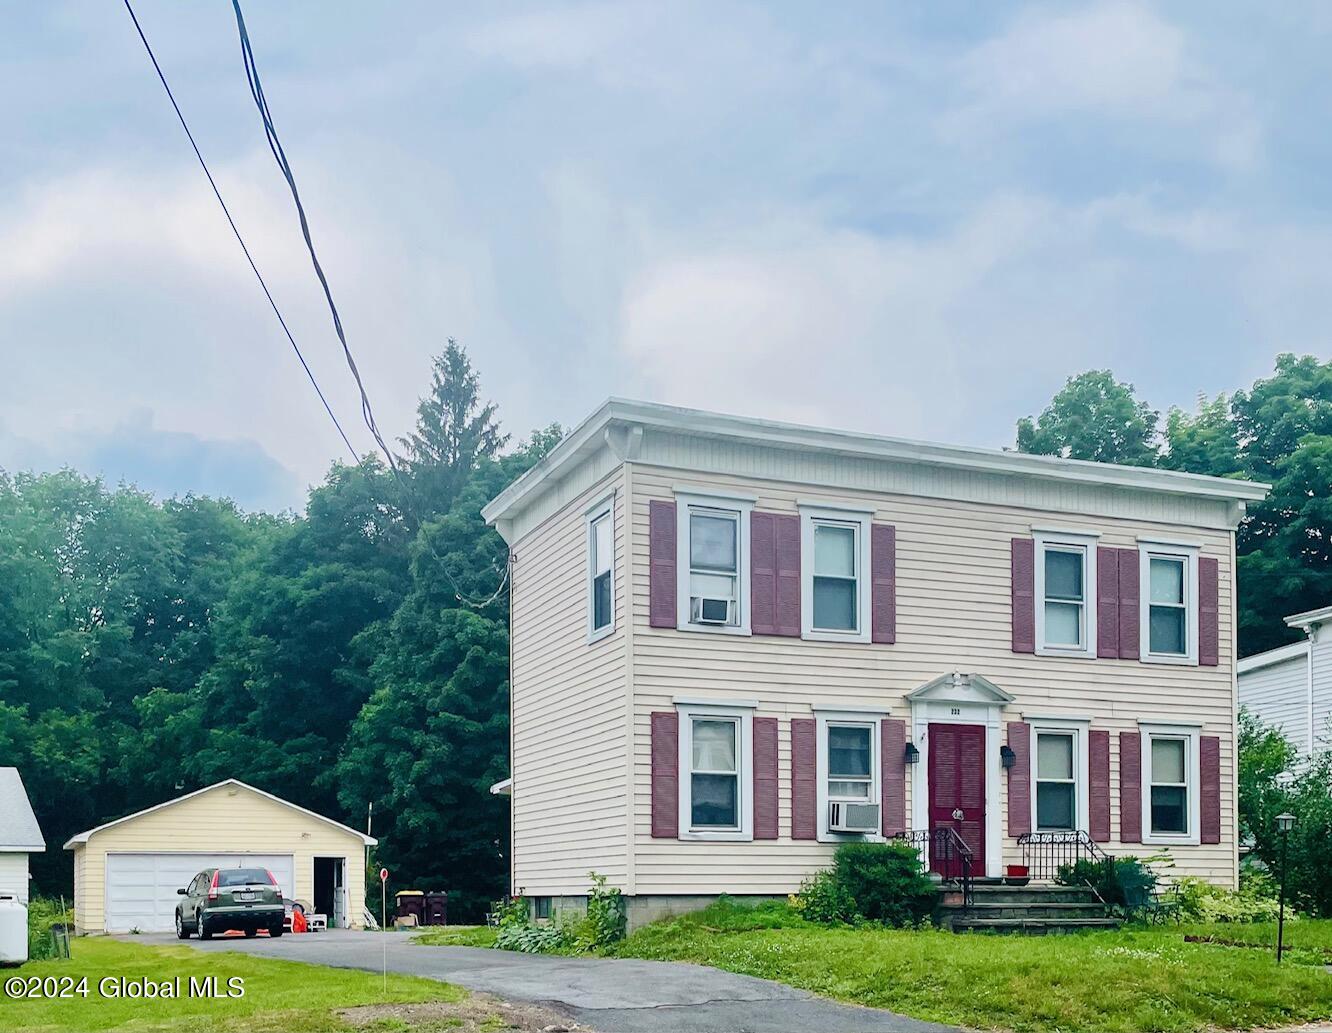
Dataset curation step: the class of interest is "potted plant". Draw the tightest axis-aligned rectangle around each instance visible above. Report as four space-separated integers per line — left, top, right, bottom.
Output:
1004 864 1030 886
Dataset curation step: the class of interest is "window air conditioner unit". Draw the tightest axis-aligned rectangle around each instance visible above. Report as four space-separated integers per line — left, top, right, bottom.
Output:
829 801 880 834
691 597 733 625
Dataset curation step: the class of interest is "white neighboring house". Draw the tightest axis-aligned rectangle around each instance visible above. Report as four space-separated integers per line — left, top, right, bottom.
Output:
0 768 45 904
1238 605 1332 758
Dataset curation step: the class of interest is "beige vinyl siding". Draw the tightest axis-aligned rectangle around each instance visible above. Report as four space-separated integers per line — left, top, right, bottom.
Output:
1313 634 1332 754
0 853 28 903
630 466 1238 893
509 470 628 896
1239 653 1311 754
70 784 366 933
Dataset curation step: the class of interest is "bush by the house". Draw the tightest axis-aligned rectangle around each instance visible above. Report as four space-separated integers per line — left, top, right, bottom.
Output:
26 898 72 962
796 842 937 927
1056 856 1158 908
491 871 625 954
494 921 574 953
583 871 626 948
1174 874 1285 923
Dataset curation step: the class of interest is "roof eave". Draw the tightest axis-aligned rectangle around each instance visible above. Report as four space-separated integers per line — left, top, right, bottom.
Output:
1286 605 1332 630
483 398 1271 528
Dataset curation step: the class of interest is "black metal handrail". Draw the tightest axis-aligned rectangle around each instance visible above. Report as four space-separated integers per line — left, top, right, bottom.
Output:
894 827 974 906
1017 830 1114 883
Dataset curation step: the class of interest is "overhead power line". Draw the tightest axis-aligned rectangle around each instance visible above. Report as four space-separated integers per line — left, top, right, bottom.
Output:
227 0 511 610
120 0 360 463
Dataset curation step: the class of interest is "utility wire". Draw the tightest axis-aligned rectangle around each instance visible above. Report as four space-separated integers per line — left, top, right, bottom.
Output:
120 0 360 463
228 0 510 610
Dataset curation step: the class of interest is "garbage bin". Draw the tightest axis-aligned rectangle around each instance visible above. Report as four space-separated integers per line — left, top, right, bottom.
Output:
423 891 448 926
394 890 425 925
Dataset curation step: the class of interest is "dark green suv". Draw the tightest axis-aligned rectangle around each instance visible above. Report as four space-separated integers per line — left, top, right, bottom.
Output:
175 867 285 939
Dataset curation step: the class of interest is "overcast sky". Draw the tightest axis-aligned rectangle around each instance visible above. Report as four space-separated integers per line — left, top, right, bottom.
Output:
3 2 1328 511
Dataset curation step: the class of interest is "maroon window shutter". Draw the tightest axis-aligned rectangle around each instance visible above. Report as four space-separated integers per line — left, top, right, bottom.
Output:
881 718 906 835
1200 735 1222 844
775 515 801 637
1089 729 1111 842
648 501 677 629
751 512 777 636
791 718 817 840
754 717 779 839
1011 538 1036 653
1199 557 1220 667
1119 732 1142 843
650 711 679 838
1096 547 1120 659
871 524 897 644
1007 722 1031 837
1117 548 1140 660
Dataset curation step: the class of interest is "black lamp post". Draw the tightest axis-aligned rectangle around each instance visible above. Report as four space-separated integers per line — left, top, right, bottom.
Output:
1276 812 1296 963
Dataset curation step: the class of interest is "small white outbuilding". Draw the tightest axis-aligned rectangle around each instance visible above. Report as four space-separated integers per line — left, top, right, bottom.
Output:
0 767 45 904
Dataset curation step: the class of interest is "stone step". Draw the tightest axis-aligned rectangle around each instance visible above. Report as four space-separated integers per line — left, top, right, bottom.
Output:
966 886 1102 905
949 916 1122 935
947 902 1111 920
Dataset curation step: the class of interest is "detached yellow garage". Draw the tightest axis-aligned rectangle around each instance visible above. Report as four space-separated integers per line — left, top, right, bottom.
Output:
65 779 375 934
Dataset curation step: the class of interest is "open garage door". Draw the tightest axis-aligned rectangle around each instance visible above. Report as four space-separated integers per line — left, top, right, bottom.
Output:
104 853 295 933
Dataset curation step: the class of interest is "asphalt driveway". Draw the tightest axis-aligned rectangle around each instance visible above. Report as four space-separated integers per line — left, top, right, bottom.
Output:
145 929 955 1033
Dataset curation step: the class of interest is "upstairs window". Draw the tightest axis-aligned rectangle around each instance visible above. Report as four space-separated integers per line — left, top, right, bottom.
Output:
1138 542 1199 665
586 498 615 641
800 504 872 642
675 492 753 634
1033 530 1098 658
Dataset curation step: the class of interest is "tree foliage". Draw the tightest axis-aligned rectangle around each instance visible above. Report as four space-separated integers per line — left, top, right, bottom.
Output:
1019 354 1332 656
0 343 557 918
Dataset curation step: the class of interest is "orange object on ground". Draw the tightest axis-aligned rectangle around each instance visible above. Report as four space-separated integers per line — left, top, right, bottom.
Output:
291 910 307 933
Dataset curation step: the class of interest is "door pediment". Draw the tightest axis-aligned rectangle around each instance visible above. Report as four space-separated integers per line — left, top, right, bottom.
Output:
906 671 1014 707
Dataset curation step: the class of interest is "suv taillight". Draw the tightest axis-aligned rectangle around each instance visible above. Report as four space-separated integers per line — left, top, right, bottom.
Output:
207 871 220 901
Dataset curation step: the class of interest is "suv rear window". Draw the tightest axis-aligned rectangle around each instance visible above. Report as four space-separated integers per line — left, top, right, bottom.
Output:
216 868 273 887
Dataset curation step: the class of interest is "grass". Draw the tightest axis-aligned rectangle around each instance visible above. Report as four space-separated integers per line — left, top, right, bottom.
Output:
7 937 464 1032
612 899 1332 1033
412 926 498 948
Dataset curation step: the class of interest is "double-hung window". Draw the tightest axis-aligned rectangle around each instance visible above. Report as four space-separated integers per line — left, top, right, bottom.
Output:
676 700 754 840
1138 541 1199 664
1033 530 1098 658
814 709 883 841
586 497 614 641
800 504 872 642
1140 722 1200 844
675 492 753 634
1035 732 1076 830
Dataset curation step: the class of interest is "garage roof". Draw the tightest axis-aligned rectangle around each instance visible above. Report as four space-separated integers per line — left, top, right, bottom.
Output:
0 768 44 852
63 778 376 849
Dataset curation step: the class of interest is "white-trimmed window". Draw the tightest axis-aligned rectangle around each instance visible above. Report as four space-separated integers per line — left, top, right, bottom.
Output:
815 709 884 841
1140 722 1201 844
676 700 754 841
586 497 615 641
676 492 754 634
1139 542 1199 664
800 505 872 642
1028 717 1090 833
1033 530 1098 658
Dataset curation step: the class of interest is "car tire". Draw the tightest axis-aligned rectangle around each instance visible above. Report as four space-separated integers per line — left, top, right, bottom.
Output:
175 911 189 940
244 927 258 938
269 924 284 938
198 912 212 940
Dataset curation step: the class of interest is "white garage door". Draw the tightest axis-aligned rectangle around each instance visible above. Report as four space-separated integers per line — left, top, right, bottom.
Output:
104 853 295 933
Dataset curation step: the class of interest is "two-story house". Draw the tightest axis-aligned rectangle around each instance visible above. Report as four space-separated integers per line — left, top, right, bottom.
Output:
1238 605 1332 759
483 399 1268 928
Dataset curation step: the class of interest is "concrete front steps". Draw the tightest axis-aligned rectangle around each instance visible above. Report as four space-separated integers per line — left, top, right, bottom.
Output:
939 881 1120 934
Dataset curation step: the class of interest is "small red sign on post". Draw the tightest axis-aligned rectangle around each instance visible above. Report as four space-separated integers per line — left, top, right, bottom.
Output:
379 867 389 882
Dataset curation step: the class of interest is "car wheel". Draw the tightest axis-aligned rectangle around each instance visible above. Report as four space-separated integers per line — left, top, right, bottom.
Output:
269 924 284 938
243 927 258 938
175 911 189 940
197 912 212 940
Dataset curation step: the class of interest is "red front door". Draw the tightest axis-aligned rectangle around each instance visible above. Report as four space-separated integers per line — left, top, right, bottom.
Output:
927 722 986 874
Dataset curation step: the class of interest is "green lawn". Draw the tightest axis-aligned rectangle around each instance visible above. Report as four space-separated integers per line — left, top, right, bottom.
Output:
412 925 498 948
612 900 1332 1033
7 937 464 1032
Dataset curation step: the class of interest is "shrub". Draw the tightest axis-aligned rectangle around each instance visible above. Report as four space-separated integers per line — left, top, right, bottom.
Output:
26 898 73 962
794 869 858 925
494 922 573 953
1056 856 1157 907
491 894 529 928
582 871 626 948
833 842 937 927
1175 876 1284 923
